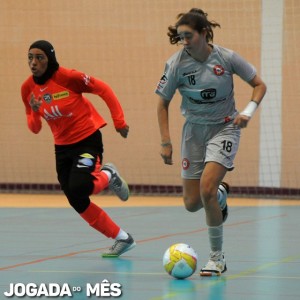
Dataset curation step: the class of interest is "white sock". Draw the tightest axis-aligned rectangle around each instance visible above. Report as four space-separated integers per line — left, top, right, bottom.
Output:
115 229 129 240
208 225 223 252
102 170 112 181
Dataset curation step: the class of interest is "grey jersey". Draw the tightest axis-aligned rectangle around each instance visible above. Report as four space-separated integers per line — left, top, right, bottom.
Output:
155 45 256 124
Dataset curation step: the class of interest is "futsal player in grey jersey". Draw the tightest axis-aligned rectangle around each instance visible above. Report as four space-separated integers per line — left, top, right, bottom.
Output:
155 8 266 276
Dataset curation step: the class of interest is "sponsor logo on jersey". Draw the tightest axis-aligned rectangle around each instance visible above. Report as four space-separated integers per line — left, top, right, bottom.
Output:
52 91 69 100
82 74 91 86
156 73 168 90
43 105 72 120
40 86 48 92
213 65 225 76
182 70 198 77
188 95 225 104
200 88 216 100
43 93 52 104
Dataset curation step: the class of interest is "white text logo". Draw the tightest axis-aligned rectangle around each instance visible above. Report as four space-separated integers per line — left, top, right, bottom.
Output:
4 280 122 298
43 106 72 120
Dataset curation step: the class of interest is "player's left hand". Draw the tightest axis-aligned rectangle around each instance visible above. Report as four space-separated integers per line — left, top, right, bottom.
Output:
160 144 173 165
116 125 129 138
233 114 250 128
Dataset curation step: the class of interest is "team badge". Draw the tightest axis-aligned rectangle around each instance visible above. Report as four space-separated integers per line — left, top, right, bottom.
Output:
43 93 52 103
213 65 225 76
182 158 190 170
224 116 231 123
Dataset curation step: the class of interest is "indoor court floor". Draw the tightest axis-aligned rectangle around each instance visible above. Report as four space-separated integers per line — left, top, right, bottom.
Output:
0 194 300 299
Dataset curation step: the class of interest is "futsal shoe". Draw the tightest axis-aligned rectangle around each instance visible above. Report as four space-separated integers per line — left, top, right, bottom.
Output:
102 163 130 201
218 182 229 223
200 251 227 276
102 233 136 258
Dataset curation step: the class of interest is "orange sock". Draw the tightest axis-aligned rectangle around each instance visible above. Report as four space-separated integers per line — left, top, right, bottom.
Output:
80 202 120 238
92 158 109 194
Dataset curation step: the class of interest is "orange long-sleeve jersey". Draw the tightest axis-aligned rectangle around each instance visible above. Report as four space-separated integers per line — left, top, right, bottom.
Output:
21 67 127 145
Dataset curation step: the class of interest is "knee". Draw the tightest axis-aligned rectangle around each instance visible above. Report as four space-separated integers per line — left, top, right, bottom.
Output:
183 195 202 212
64 190 90 213
201 186 217 210
63 184 91 214
200 184 218 205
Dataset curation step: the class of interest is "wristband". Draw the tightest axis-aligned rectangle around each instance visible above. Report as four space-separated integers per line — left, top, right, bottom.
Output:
161 142 172 147
240 101 258 118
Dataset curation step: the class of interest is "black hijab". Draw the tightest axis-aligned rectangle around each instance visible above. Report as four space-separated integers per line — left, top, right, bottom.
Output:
29 40 59 85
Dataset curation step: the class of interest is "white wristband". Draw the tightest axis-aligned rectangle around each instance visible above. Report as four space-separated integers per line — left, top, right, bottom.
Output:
240 101 258 118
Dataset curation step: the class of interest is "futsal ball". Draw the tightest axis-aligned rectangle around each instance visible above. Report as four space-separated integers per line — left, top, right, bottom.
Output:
163 243 198 279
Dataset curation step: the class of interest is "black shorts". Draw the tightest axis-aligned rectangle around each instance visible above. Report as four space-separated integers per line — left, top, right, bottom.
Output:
55 130 103 194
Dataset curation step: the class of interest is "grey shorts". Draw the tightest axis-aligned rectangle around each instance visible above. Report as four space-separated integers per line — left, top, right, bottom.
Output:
181 121 241 179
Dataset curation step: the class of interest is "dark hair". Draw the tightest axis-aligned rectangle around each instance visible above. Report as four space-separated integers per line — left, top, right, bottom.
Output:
167 8 221 45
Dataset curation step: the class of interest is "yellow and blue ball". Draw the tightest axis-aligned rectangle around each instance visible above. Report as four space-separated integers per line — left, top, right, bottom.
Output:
163 243 198 279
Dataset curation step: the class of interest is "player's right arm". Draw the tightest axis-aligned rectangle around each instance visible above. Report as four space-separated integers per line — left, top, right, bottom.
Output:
157 97 173 165
21 83 42 134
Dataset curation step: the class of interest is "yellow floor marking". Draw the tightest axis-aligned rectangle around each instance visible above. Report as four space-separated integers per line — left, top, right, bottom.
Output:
150 253 300 300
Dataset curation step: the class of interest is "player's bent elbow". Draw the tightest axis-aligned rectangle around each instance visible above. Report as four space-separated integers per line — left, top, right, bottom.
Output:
28 124 42 134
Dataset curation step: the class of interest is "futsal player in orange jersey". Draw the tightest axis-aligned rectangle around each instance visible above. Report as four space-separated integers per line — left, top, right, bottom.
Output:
21 40 136 257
